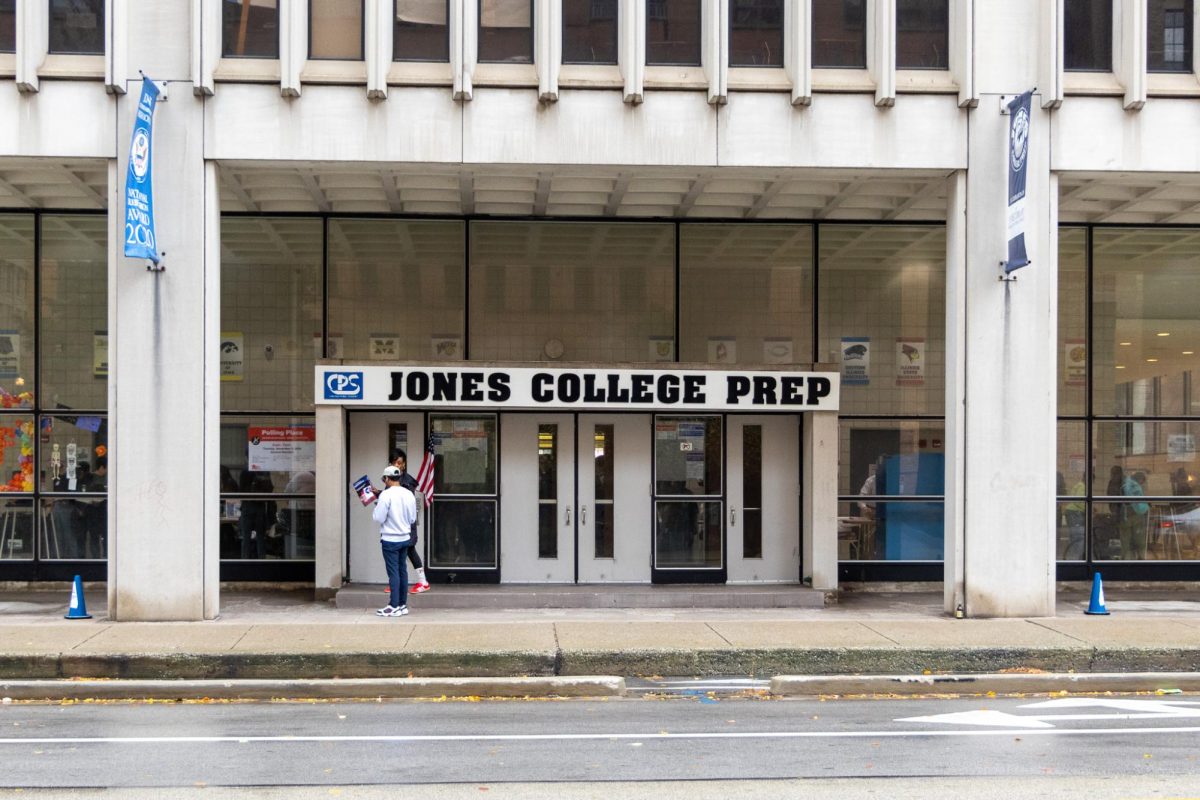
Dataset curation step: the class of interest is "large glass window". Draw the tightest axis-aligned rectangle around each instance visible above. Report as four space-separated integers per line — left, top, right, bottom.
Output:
1059 228 1088 417
1064 0 1113 72
680 224 813 365
429 414 498 569
654 415 722 569
1092 228 1200 417
327 219 465 363
563 0 617 64
0 0 15 53
469 221 675 363
729 0 784 67
479 0 533 63
223 0 279 59
310 0 364 60
394 0 449 61
220 218 323 412
1149 0 1193 72
895 0 948 69
0 215 35 406
812 0 866 68
40 216 107 412
818 225 947 415
48 0 105 55
646 0 701 65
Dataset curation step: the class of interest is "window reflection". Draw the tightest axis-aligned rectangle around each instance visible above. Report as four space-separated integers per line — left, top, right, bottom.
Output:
48 0 105 55
223 0 279 58
0 0 15 53
812 0 866 68
729 0 784 67
41 216 108 412
1149 0 1192 73
309 0 363 60
895 0 948 70
563 0 617 64
1064 0 1112 71
647 0 702 65
479 0 533 63
394 0 449 61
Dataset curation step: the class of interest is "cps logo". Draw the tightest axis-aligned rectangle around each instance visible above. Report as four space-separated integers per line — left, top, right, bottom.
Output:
324 371 363 400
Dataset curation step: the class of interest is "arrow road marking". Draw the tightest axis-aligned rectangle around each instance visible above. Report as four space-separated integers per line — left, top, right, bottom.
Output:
899 698 1200 728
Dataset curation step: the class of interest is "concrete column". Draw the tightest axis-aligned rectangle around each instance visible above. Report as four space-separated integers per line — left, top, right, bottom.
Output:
314 403 348 599
803 410 838 592
944 170 966 615
107 4 219 620
951 95 1057 618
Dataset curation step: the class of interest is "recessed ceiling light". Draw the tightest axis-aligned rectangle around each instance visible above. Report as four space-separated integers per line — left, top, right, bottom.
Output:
1119 342 1132 346
1116 365 1126 370
1185 351 1195 356
1158 332 1171 337
1147 358 1159 363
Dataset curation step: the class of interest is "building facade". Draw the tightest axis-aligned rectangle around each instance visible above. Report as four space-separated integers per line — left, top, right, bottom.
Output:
0 0 1196 619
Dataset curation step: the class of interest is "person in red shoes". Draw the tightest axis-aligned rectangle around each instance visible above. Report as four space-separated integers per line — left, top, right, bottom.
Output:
382 450 431 593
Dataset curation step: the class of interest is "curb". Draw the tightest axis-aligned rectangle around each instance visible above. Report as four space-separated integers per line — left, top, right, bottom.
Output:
770 671 1200 697
0 676 626 702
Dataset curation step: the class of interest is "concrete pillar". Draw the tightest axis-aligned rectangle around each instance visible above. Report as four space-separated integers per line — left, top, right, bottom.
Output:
106 4 220 620
803 410 838 592
314 403 348 598
948 95 1057 618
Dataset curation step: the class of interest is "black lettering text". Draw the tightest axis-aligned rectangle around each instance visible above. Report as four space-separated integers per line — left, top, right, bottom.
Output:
631 374 654 404
806 376 832 406
558 373 581 403
682 375 705 404
388 372 404 401
432 372 458 402
406 371 430 401
753 376 778 405
487 372 511 402
606 373 630 403
657 374 680 404
531 373 553 403
461 372 485 402
781 376 805 405
583 374 606 403
726 376 751 404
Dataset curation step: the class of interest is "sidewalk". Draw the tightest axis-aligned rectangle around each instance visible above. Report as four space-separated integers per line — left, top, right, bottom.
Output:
1 587 1199 681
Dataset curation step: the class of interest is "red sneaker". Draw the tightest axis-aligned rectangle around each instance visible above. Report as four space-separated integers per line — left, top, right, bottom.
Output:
410 582 431 594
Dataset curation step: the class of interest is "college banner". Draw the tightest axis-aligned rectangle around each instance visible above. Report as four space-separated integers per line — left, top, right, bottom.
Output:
124 76 162 264
1004 89 1033 274
896 338 925 386
840 337 870 386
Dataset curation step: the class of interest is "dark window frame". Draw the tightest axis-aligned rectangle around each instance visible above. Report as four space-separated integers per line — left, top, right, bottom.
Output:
47 0 106 56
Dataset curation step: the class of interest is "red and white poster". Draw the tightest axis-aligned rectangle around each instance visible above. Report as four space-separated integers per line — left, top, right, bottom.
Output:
248 426 316 472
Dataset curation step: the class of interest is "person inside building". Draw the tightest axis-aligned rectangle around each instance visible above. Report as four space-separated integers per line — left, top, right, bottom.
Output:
372 465 417 617
1121 470 1150 560
1063 471 1087 560
239 470 276 560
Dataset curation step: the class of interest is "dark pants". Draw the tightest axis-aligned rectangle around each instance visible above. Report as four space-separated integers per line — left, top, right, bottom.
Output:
407 530 423 570
381 540 411 608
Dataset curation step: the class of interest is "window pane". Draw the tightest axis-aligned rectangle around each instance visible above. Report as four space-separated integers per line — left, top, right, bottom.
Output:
1149 0 1192 72
40 415 107 493
538 424 557 559
812 0 865 68
654 416 722 497
220 218 322 412
1058 500 1087 560
430 414 497 495
896 0 948 69
41 216 107 411
563 0 617 64
655 500 721 567
0 414 34 493
223 0 279 58
394 0 448 61
594 424 614 558
431 499 497 567
1094 500 1200 561
1092 228 1200 417
469 222 674 363
838 499 943 560
647 0 701 65
48 0 105 55
839 419 945 497
818 225 946 415
220 415 317 496
1059 228 1087 416
742 424 762 559
0 215 35 405
42 496 105 560
310 0 363 60
1064 0 1112 71
0 498 34 559
479 0 532 63
1057 421 1088 498
1092 421 1200 498
680 224 812 365
0 0 14 52
729 0 783 67
328 220 465 363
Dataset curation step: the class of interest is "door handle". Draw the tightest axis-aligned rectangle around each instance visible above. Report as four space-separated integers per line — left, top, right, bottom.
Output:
565 507 571 526
582 505 587 525
731 508 737 526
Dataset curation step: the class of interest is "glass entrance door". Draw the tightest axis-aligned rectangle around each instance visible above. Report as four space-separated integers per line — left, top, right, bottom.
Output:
427 413 499 582
499 414 575 583
727 415 800 582
653 415 724 582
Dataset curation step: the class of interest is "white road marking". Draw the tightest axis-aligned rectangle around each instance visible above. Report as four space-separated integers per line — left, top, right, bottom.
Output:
899 698 1200 728
1 726 1199 746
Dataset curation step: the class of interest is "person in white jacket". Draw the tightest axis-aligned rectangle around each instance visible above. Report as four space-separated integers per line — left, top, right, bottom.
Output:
372 465 418 617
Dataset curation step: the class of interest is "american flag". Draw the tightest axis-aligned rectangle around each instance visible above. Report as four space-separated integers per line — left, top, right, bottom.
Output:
415 440 436 507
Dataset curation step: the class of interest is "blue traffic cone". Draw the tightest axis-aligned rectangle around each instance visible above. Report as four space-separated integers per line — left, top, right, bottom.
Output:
64 574 92 620
1084 572 1110 616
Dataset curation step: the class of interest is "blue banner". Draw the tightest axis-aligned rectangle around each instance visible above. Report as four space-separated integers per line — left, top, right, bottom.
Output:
1004 90 1033 274
124 77 161 264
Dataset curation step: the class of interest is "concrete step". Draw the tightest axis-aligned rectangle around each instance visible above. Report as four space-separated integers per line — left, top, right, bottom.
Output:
335 583 831 610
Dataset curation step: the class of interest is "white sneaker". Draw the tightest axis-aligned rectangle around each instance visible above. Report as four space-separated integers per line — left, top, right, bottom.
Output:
390 605 409 616
376 605 397 616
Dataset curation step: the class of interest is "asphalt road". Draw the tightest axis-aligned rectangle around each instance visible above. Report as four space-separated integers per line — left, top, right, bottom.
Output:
2 692 1199 795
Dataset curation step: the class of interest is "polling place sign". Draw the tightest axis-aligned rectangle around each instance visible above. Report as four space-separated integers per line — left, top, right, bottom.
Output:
316 366 839 412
